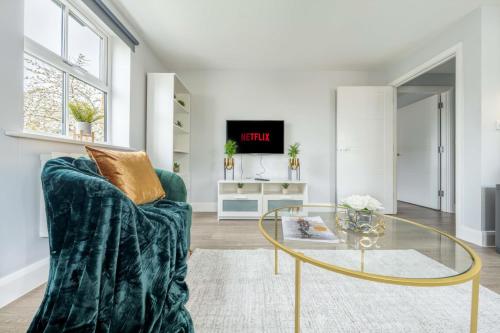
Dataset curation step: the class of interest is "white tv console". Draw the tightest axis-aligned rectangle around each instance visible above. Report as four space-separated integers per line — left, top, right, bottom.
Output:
217 179 308 220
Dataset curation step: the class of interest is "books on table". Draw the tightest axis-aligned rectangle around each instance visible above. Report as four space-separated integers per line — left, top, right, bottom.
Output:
282 216 339 243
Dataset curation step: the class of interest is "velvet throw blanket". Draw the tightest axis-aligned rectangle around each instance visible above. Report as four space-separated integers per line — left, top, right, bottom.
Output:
29 157 193 333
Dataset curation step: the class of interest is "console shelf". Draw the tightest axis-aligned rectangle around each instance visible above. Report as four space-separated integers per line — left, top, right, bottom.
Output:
217 179 308 220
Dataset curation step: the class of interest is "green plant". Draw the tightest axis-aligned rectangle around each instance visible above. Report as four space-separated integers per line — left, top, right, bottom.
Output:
68 101 103 123
288 143 300 158
224 140 238 158
237 183 244 189
175 120 183 127
177 99 185 107
281 183 290 189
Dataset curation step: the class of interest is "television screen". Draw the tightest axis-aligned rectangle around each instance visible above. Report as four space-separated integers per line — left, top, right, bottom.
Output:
226 120 284 154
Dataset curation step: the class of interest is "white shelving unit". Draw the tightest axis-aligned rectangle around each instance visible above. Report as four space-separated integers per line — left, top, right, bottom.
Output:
217 180 308 220
147 73 191 199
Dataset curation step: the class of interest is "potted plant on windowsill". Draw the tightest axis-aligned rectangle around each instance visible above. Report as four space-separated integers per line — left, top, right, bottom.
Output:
288 142 300 170
281 183 290 194
237 183 244 194
69 100 103 136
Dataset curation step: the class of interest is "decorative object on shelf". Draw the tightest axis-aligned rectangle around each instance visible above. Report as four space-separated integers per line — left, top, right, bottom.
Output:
175 120 183 128
288 142 301 180
237 183 244 194
69 100 102 142
281 183 290 194
177 99 186 107
224 139 238 180
338 195 385 234
173 161 180 173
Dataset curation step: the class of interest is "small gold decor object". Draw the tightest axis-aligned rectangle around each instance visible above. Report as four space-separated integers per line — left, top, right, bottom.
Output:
288 158 301 180
289 158 300 170
224 157 234 180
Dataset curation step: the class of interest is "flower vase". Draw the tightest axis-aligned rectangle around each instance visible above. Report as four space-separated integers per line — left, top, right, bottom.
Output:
76 122 92 135
346 208 376 233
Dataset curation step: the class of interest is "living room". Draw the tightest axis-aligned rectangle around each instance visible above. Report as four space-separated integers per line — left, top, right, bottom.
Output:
1 0 500 332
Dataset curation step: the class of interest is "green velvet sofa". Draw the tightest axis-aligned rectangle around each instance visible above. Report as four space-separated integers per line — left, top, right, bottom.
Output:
28 157 194 333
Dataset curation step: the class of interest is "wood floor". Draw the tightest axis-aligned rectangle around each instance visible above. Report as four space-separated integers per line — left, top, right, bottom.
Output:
1 202 499 332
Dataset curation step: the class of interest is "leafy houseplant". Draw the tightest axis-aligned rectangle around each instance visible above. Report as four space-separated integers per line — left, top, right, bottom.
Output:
288 143 300 159
69 101 103 135
281 183 290 194
225 140 238 159
173 162 180 173
224 140 238 171
237 183 244 194
288 143 301 170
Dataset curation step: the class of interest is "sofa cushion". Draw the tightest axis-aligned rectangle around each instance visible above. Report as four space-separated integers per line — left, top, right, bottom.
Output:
86 146 165 205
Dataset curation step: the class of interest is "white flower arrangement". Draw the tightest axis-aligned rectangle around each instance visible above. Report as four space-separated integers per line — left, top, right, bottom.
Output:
340 195 384 212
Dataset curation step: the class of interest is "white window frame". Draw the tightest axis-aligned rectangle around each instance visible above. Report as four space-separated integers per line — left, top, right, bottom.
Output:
23 0 112 142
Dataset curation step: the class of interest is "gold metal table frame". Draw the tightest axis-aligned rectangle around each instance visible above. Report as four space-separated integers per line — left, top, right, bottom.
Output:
258 205 482 333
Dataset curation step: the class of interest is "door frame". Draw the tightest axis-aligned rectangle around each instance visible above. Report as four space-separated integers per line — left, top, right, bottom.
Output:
390 43 463 230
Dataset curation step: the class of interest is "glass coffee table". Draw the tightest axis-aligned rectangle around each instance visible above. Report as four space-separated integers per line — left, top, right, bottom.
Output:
258 204 482 333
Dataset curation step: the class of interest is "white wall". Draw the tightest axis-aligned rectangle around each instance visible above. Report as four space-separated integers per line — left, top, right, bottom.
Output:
0 0 168 281
178 71 384 208
385 5 500 246
480 5 500 233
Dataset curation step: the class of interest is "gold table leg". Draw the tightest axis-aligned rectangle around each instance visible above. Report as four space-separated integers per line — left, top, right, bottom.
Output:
470 274 480 333
295 257 301 333
274 211 279 275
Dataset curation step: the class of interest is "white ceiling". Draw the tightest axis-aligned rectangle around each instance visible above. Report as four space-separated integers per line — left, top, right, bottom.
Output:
113 0 498 70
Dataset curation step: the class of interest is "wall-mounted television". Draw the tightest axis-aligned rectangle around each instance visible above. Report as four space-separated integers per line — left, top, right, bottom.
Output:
226 120 284 154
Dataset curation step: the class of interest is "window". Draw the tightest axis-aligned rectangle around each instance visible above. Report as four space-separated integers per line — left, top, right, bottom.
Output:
23 0 109 142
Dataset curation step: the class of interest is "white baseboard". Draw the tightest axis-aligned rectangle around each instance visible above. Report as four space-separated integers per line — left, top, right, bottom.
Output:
0 257 49 308
191 202 217 212
456 225 495 247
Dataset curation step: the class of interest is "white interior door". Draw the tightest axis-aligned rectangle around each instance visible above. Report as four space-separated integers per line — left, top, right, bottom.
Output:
336 86 395 214
397 95 440 210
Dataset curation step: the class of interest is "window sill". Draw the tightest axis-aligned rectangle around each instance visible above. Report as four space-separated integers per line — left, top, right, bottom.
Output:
4 131 135 151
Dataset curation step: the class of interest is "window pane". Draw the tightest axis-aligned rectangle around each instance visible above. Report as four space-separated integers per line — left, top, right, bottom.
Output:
69 76 106 142
24 54 64 135
68 13 102 79
24 0 62 55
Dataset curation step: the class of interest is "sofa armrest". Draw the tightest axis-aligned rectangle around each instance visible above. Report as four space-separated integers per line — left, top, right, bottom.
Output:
155 169 187 202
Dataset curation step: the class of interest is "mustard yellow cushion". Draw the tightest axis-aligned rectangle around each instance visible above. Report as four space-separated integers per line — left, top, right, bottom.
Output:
85 146 166 205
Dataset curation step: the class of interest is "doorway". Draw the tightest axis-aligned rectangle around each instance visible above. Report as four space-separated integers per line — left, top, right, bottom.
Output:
396 58 456 217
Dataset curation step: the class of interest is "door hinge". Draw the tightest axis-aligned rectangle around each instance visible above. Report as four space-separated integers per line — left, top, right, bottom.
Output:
438 190 445 197
438 101 444 109
438 146 444 154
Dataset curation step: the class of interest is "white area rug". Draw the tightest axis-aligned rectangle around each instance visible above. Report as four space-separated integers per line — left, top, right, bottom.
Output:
186 249 500 333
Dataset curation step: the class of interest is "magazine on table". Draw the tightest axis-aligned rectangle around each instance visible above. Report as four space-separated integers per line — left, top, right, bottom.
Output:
281 216 339 243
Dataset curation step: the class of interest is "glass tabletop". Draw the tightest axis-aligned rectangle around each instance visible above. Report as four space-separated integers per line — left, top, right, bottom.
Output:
259 205 477 280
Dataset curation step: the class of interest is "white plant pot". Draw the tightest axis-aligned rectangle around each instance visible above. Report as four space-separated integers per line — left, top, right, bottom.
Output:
282 188 289 194
76 122 92 135
237 188 244 194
